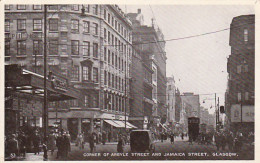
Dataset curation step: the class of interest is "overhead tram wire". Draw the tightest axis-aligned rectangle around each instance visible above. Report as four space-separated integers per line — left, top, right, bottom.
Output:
47 22 255 48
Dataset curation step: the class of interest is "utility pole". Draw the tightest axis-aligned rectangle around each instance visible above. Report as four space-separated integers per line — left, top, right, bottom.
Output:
43 4 48 160
124 46 127 130
217 97 220 125
215 93 217 130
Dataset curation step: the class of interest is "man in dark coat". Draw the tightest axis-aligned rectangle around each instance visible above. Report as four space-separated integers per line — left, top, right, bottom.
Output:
60 132 70 159
33 132 41 155
89 133 95 153
56 132 62 159
102 132 107 145
170 133 175 144
215 132 221 150
108 131 111 142
161 133 164 142
181 133 184 140
226 131 234 151
220 132 226 150
18 132 27 157
117 135 124 153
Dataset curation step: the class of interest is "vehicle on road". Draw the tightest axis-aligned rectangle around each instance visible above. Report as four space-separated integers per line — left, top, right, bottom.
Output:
130 130 156 153
188 117 200 142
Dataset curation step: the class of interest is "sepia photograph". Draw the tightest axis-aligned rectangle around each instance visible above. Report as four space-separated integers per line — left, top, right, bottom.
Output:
3 3 255 161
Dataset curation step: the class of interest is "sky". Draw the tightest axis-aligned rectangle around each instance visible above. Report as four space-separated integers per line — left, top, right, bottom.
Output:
120 5 254 113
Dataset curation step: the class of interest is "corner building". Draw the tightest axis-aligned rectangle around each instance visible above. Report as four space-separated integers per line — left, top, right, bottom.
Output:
225 15 255 134
5 4 133 141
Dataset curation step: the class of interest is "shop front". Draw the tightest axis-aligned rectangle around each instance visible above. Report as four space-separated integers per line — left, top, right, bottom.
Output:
5 64 78 142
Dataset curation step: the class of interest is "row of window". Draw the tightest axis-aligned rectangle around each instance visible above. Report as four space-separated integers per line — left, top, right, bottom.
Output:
103 7 131 42
70 65 98 83
104 28 131 54
237 64 249 73
104 93 126 112
104 47 127 71
5 5 99 16
5 19 98 35
237 92 252 102
49 93 99 108
104 70 125 92
5 40 99 57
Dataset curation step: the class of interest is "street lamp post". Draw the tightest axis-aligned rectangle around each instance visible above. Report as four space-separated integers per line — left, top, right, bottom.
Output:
43 4 48 160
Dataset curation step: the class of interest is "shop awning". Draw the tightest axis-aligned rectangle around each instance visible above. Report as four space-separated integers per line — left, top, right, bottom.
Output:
126 121 137 129
5 64 79 101
113 120 131 129
104 120 122 128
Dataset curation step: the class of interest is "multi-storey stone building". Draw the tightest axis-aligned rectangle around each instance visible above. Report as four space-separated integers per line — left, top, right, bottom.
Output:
225 14 255 134
127 9 167 129
5 4 134 141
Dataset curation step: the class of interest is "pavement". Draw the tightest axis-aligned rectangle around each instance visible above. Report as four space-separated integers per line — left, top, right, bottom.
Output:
13 137 254 161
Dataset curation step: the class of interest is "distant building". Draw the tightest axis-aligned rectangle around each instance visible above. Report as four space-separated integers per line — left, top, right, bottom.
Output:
225 14 255 133
175 88 182 123
200 107 209 124
179 101 192 133
166 77 176 124
181 92 200 118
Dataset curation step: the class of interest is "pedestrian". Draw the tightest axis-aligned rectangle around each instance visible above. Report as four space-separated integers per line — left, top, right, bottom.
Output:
214 132 221 150
18 132 27 157
108 131 111 142
170 133 175 144
59 131 70 159
89 133 95 153
126 133 130 145
102 131 107 145
66 131 71 152
77 133 84 150
48 131 56 155
234 132 243 152
161 133 164 142
56 132 62 159
188 134 193 145
33 131 41 155
117 134 124 153
220 132 226 150
227 131 234 151
181 133 184 140
99 131 102 144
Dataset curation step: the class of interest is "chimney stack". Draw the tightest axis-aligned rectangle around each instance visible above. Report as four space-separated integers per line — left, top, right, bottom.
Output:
138 9 141 14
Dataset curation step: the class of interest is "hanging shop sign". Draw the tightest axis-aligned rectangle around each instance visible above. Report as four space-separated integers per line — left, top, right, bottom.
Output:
51 75 68 92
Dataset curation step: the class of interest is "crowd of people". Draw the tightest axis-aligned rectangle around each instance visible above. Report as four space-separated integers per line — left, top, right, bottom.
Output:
5 129 44 160
5 127 254 160
214 130 254 152
188 129 254 153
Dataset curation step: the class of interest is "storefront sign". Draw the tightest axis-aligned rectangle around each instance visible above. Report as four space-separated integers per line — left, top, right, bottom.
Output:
231 104 254 122
115 115 120 120
242 105 254 122
52 76 68 92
